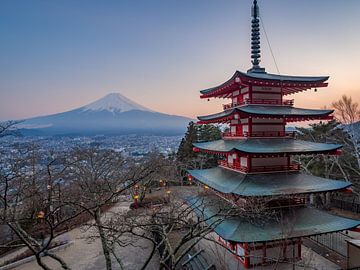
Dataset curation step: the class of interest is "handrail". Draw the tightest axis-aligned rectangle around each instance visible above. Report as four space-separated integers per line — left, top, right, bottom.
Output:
243 131 295 138
222 131 296 138
218 160 300 173
223 99 294 110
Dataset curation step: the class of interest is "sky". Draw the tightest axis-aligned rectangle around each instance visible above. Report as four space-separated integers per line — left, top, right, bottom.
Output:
0 0 360 120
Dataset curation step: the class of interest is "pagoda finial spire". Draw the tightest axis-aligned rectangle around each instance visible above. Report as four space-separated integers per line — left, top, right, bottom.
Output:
248 0 265 73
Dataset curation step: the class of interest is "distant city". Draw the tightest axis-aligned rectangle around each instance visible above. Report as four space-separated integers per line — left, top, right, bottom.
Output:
0 135 182 159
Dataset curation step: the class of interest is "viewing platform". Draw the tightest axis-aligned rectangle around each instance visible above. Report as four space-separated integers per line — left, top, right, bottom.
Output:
223 98 294 110
222 130 296 139
218 160 300 173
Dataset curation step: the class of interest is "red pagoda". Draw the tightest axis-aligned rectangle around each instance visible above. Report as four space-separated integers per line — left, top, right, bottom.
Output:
187 0 360 268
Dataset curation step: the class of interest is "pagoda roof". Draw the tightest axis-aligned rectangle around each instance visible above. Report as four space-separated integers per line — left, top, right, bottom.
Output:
240 70 328 83
193 138 341 155
188 167 351 197
200 71 329 98
187 194 360 243
197 105 333 123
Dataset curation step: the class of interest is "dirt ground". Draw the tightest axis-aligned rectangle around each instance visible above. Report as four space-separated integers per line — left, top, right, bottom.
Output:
2 200 159 270
1 187 354 270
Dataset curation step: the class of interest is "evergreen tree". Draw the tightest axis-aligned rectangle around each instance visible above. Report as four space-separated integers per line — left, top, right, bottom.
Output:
197 124 222 142
177 121 198 161
177 122 221 169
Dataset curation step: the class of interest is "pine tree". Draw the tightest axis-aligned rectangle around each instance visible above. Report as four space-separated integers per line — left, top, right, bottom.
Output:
177 122 221 168
177 121 198 162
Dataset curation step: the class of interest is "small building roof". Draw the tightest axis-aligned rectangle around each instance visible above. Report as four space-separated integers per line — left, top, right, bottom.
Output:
197 105 333 123
346 239 360 248
188 167 351 197
182 250 215 270
187 194 360 243
200 71 329 98
193 138 341 155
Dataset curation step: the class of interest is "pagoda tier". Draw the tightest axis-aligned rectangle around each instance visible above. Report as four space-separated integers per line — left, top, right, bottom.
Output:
187 193 360 268
193 139 341 174
188 167 351 197
193 138 341 155
197 106 333 124
200 70 329 99
198 106 333 138
188 194 360 243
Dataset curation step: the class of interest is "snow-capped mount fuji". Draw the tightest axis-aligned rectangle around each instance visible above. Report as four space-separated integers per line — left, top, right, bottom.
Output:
82 93 153 113
20 93 192 136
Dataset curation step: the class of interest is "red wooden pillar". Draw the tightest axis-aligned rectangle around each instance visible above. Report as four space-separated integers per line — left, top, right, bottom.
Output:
298 239 302 259
244 243 250 268
246 155 251 172
283 117 286 136
237 123 242 136
249 85 253 104
248 117 253 136
235 153 240 168
262 243 267 264
287 155 290 168
283 242 287 260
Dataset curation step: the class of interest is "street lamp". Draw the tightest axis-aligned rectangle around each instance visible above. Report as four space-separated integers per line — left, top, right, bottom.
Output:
37 211 45 219
133 194 139 209
166 190 171 202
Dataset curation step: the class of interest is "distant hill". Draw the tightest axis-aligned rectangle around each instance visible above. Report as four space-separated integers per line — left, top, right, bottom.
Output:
19 93 192 136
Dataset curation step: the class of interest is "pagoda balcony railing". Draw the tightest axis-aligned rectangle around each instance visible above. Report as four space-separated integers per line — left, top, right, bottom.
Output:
222 131 295 139
243 131 296 138
218 160 248 172
218 160 300 173
223 98 294 110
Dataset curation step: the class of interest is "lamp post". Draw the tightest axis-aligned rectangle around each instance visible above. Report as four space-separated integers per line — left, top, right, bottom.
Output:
166 189 171 202
37 211 45 245
133 194 139 209
133 184 140 209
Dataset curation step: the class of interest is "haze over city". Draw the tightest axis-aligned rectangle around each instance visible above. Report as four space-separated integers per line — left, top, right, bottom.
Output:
1 0 360 120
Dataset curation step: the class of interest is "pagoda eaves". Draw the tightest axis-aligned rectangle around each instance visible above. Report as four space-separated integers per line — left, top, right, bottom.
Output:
188 167 351 197
188 194 360 243
197 105 334 124
200 70 329 99
193 138 341 155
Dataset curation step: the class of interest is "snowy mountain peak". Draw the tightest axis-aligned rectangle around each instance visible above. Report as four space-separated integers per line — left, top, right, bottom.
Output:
83 93 152 113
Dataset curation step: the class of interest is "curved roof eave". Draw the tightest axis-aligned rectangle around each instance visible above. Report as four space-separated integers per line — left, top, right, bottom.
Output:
199 71 238 95
239 70 329 83
193 139 342 154
199 70 329 97
188 167 351 197
187 195 360 243
197 106 334 122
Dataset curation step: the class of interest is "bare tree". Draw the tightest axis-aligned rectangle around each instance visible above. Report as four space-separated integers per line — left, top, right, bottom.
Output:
97 193 228 270
64 147 164 270
332 95 360 170
0 145 78 270
0 120 21 138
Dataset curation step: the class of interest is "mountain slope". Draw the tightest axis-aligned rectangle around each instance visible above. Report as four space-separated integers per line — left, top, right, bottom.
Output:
82 92 152 113
20 93 192 136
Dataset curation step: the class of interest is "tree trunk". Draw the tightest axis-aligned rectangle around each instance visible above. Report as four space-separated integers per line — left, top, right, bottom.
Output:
95 208 112 270
46 253 72 270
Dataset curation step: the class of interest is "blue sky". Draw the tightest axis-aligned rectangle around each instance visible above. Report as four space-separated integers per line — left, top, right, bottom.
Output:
1 0 360 120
